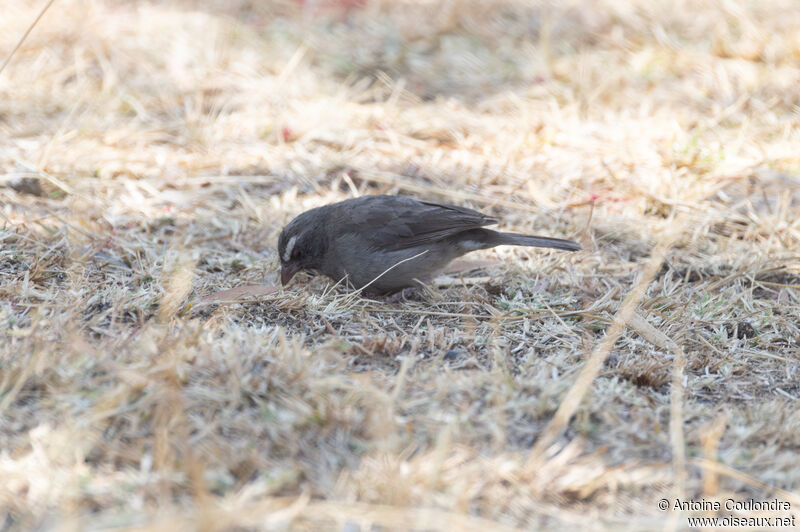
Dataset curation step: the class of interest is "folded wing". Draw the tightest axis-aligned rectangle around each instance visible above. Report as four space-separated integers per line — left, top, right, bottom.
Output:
338 195 497 251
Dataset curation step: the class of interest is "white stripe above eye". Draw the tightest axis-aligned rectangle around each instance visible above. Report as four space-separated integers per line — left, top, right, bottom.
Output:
282 235 297 262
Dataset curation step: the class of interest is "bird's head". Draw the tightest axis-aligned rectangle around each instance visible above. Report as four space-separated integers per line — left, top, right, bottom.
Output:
277 210 326 286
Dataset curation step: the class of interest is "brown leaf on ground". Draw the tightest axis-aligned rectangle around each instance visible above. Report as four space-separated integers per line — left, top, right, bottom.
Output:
199 285 279 303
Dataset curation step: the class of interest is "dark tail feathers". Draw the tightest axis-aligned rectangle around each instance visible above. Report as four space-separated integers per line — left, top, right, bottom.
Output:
493 231 581 251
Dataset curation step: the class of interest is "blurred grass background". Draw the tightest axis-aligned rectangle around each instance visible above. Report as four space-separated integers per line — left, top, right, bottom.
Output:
1 0 799 530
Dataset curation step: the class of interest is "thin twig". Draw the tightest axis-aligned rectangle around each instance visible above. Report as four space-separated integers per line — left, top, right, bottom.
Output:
0 0 58 78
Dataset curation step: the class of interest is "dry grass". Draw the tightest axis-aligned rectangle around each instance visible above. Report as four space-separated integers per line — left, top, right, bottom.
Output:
2 0 800 530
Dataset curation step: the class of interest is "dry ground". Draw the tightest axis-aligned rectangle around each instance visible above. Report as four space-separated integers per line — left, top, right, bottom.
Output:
2 0 800 530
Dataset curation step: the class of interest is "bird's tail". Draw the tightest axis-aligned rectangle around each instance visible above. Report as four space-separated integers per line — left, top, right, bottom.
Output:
492 231 581 251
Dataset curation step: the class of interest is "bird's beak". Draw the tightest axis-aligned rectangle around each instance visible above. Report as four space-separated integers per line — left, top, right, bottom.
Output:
280 264 300 286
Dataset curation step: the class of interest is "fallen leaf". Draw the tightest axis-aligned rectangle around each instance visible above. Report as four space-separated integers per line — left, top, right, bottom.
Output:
199 285 278 303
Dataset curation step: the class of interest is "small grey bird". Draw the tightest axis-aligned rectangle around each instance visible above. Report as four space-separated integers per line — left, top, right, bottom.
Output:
278 195 580 295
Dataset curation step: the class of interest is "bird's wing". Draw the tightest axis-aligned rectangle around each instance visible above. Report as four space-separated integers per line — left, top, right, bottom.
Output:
338 195 497 251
